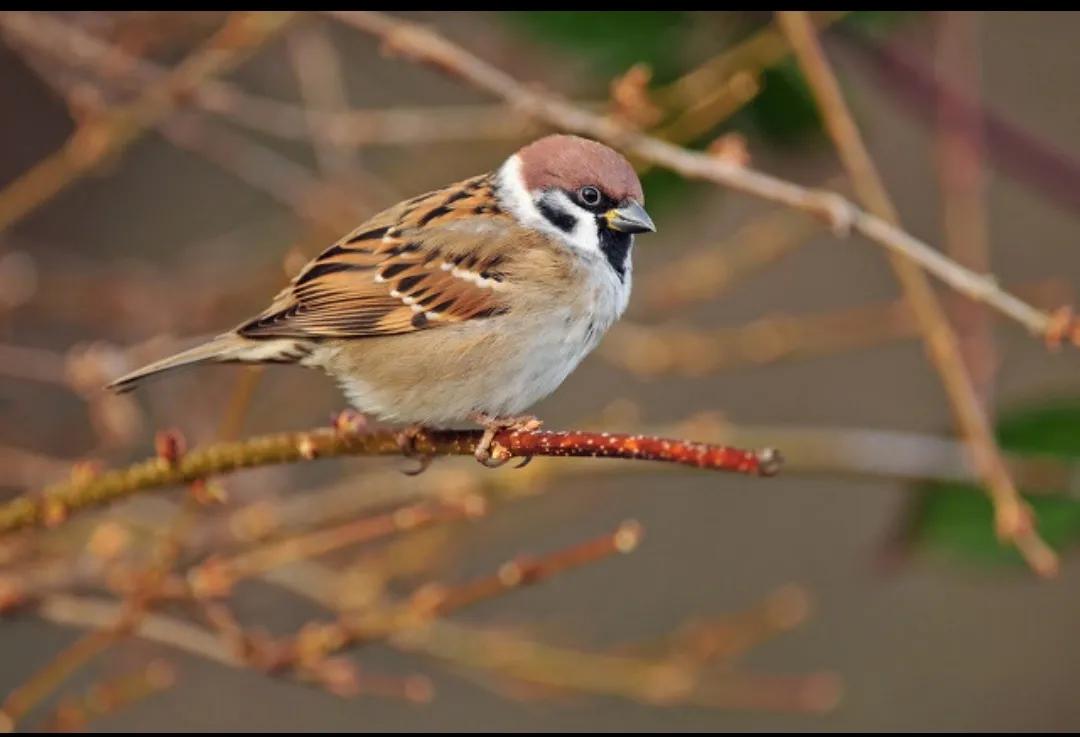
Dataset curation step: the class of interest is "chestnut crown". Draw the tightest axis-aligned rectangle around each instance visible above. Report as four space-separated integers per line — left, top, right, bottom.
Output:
516 134 644 205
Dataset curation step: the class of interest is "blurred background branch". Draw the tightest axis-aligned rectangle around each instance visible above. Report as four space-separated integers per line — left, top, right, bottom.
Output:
1 10 1078 732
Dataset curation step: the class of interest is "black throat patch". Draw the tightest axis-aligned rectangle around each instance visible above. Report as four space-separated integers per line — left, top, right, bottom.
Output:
534 194 632 281
598 226 632 281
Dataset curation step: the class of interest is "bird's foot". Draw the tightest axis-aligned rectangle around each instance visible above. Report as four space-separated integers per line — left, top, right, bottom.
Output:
469 413 543 469
395 423 434 476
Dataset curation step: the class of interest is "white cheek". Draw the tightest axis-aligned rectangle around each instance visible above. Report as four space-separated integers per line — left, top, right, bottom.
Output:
495 156 545 229
495 155 599 255
547 190 600 255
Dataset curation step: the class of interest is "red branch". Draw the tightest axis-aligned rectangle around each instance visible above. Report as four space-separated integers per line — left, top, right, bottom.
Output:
0 426 781 536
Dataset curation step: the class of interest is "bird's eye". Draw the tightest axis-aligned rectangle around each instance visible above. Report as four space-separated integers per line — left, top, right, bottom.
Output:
578 186 602 207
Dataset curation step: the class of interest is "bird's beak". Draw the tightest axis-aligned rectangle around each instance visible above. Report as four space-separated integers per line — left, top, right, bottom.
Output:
604 201 656 234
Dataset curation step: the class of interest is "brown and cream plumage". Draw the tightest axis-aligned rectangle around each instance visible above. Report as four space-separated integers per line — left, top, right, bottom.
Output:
109 135 655 465
241 173 511 340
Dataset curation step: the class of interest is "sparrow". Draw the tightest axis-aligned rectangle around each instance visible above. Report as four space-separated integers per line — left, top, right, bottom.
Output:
109 134 656 467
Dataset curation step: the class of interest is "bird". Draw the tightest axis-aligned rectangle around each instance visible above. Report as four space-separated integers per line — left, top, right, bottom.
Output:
108 134 656 467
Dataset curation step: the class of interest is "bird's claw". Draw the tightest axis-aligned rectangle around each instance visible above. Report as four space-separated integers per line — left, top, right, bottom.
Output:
396 424 434 476
469 413 542 470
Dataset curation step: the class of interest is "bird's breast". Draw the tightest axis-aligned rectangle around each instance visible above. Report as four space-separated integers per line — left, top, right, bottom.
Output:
319 254 631 425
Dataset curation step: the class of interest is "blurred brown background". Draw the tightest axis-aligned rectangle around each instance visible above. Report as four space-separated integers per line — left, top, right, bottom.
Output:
1 11 1079 731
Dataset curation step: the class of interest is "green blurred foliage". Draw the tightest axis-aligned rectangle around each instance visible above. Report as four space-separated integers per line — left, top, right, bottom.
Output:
507 11 823 145
839 10 917 38
504 11 694 83
504 12 915 147
504 12 817 214
502 11 916 211
912 400 1080 568
732 60 822 145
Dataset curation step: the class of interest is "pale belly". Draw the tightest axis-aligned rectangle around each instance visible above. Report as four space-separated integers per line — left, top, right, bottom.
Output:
314 302 616 426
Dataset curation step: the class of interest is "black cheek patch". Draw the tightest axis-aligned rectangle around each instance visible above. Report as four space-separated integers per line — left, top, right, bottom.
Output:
537 200 577 233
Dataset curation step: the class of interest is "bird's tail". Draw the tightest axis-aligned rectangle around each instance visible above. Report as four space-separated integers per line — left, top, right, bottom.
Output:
106 333 309 393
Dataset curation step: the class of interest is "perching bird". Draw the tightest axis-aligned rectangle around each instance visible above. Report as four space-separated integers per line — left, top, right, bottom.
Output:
109 134 655 466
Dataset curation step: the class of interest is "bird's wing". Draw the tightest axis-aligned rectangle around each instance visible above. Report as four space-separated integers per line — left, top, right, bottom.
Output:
238 174 518 340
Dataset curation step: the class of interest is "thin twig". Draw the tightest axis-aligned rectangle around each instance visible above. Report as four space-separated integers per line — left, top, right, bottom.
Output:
0 496 199 730
0 12 295 235
0 11 538 147
934 11 996 411
187 498 480 600
640 203 824 311
776 11 1057 576
0 10 815 154
0 426 779 536
0 328 272 730
628 583 813 666
23 523 647 703
31 593 240 667
252 519 836 714
327 11 1077 348
4 22 388 238
392 619 840 713
39 660 176 732
286 20 358 178
159 112 363 231
609 279 1066 378
841 26 1080 214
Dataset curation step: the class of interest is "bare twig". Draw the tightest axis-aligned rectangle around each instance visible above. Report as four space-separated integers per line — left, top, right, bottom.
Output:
606 299 918 378
187 498 481 600
0 426 779 536
1 327 276 730
1 604 141 727
0 10 816 156
159 112 364 230
392 619 840 713
776 11 1057 576
632 583 813 666
7 416 1076 611
654 12 847 109
40 660 176 732
258 521 836 713
640 204 824 311
23 523 647 702
842 26 1080 214
327 11 1077 348
0 11 538 147
0 493 199 730
410 520 643 617
286 20 358 178
934 11 996 410
31 593 240 667
636 12 847 174
1 13 368 234
0 12 295 235
610 279 1067 378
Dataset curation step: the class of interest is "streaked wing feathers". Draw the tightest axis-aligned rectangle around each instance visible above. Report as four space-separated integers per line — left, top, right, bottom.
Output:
239 174 512 340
